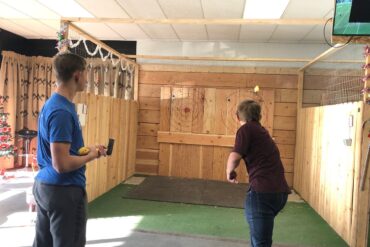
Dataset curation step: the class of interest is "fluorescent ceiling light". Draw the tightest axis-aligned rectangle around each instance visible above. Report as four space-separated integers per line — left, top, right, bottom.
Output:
38 0 93 17
243 0 290 19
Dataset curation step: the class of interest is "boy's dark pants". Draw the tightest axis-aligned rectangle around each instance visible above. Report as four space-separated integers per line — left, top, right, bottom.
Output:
32 180 87 247
245 190 288 247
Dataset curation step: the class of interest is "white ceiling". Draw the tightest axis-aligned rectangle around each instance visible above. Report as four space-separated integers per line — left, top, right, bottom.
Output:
0 0 334 43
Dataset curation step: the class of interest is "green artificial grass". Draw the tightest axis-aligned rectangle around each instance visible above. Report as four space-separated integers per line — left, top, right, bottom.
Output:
88 183 348 247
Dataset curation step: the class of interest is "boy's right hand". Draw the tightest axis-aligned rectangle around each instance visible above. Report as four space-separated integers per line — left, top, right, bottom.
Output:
87 145 107 159
227 170 238 184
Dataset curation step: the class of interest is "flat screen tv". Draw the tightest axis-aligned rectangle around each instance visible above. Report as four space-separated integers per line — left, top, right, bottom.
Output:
333 0 370 36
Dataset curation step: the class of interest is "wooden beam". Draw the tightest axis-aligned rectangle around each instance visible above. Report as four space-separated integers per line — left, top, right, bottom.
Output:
63 17 328 26
129 54 362 64
140 64 299 75
332 35 370 44
157 131 235 147
68 22 136 66
134 64 139 101
297 71 304 108
131 55 309 62
299 45 346 71
360 52 370 190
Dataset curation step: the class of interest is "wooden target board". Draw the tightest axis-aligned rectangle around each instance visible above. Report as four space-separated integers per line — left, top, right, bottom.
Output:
158 86 274 182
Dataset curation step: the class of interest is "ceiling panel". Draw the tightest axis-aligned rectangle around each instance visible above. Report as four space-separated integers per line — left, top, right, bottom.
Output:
283 0 333 18
38 0 93 17
158 0 203 18
75 22 123 40
76 0 129 18
117 0 177 40
38 19 60 31
0 2 28 18
173 24 207 40
139 24 179 40
108 23 149 40
202 0 245 18
0 19 38 38
301 24 328 43
206 25 239 41
0 0 343 43
269 25 315 42
202 0 244 42
117 0 164 18
1 0 60 19
239 25 276 42
11 19 57 38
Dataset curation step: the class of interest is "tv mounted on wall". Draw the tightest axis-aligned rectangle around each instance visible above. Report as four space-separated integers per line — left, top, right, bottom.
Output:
333 0 370 36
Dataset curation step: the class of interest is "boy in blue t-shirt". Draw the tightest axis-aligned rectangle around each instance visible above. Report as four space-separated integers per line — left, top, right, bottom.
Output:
33 52 106 247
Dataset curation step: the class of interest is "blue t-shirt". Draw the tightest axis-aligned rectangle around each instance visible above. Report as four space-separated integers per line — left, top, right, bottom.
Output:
36 93 85 188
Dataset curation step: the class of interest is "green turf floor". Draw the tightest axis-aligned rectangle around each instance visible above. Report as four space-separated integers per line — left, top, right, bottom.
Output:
88 183 348 247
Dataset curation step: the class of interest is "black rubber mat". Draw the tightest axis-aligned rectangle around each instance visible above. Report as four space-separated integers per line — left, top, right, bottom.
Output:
123 176 248 209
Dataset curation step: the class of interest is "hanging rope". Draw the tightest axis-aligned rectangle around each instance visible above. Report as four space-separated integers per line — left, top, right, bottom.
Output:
110 53 121 67
83 39 100 56
99 48 110 62
120 60 128 71
69 38 83 49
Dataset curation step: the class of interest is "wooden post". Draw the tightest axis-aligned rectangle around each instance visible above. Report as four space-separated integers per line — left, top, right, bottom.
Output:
351 46 370 247
293 71 304 190
363 50 370 104
134 64 139 101
59 20 70 52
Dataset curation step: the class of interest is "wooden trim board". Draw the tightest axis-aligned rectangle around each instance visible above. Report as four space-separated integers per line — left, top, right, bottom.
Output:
157 131 235 147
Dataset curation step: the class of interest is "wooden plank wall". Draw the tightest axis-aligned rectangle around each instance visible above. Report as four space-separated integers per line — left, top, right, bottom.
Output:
294 102 365 245
74 92 138 202
136 65 298 186
157 87 275 183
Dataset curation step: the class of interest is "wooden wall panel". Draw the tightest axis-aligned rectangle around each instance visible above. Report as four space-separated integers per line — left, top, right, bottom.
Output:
138 123 158 136
137 135 159 150
74 93 138 202
170 87 183 132
192 88 205 133
203 88 216 134
136 69 298 187
127 101 138 176
140 71 297 89
157 86 278 183
108 98 120 189
272 130 296 145
275 103 297 117
136 149 159 160
139 84 161 97
214 89 229 135
273 116 296 131
200 146 214 179
294 102 363 245
275 89 297 103
139 97 160 110
139 109 160 123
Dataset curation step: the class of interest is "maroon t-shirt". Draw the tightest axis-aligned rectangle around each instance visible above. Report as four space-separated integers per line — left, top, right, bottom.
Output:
233 121 290 193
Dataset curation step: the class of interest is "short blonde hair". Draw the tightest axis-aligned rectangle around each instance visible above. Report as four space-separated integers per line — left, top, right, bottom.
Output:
236 100 261 122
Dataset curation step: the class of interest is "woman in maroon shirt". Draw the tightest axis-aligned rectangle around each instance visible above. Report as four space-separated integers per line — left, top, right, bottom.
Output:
226 100 290 247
